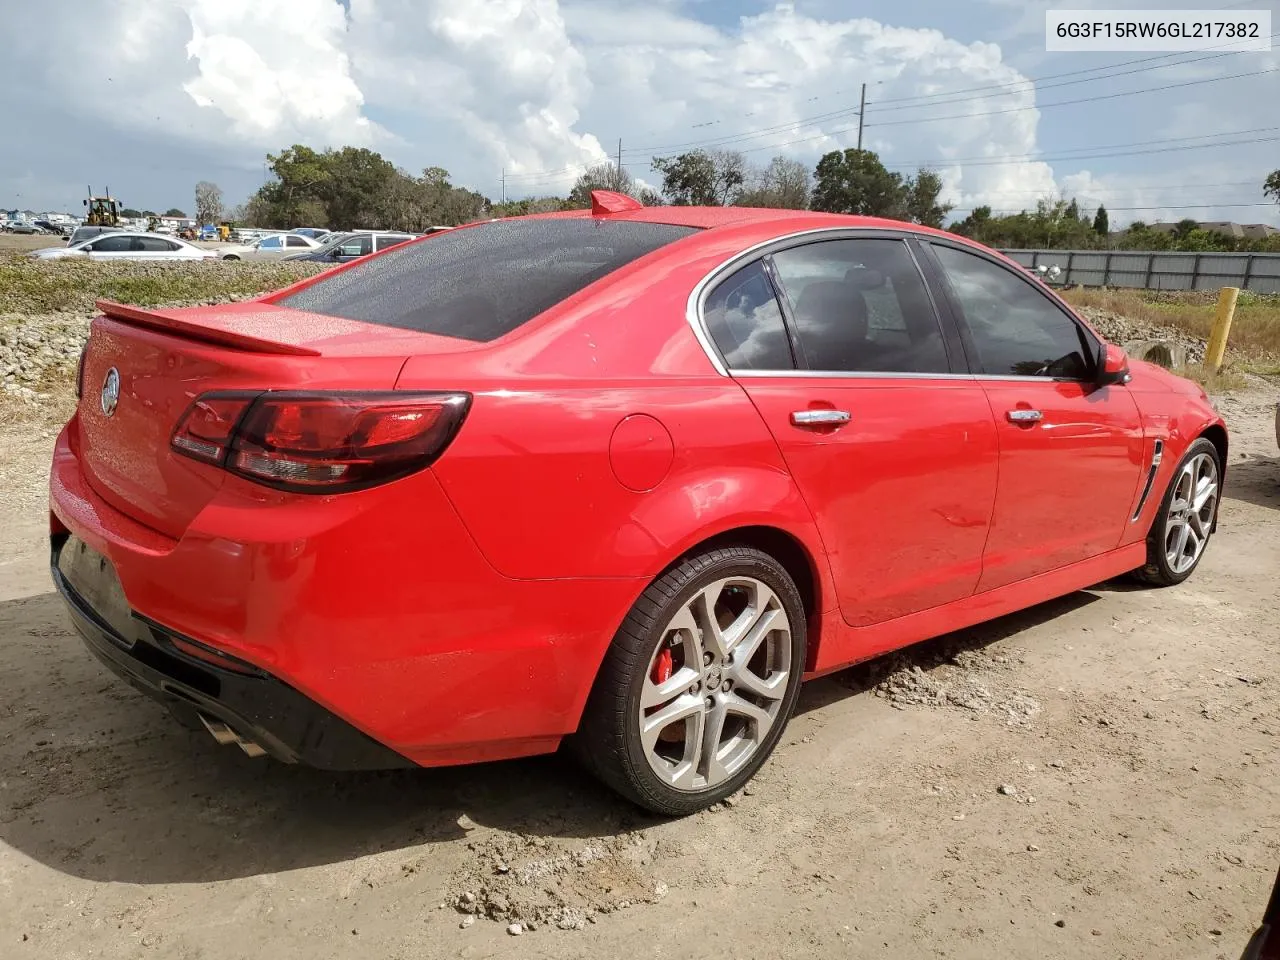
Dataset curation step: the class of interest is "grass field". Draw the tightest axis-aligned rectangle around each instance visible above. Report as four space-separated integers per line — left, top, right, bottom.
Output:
1060 287 1280 366
0 252 327 315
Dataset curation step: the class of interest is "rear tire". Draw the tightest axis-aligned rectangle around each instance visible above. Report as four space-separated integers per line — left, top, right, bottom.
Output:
1132 437 1221 587
576 545 806 815
222 254 240 261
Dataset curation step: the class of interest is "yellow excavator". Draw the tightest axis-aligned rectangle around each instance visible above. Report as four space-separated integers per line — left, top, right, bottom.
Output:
83 186 122 227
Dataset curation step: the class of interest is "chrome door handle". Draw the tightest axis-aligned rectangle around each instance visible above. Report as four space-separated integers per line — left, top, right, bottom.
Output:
1006 409 1043 423
791 409 851 427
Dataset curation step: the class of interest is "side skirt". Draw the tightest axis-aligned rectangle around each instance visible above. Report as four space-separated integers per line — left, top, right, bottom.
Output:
805 542 1147 677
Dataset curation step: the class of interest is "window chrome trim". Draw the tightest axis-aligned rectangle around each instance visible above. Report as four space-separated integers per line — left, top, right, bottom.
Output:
684 225 1104 384
684 226 924 378
728 368 1089 383
731 368 976 381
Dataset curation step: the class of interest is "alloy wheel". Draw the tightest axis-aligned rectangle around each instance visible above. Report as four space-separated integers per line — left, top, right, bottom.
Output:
1164 451 1219 575
638 577 792 792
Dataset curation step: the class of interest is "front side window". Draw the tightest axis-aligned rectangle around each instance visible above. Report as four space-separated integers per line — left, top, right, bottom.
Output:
259 236 282 249
932 244 1093 379
703 261 792 370
770 238 950 374
89 236 133 252
338 235 373 257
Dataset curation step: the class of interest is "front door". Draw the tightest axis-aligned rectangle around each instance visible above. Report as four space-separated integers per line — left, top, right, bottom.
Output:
702 236 1000 628
924 242 1145 591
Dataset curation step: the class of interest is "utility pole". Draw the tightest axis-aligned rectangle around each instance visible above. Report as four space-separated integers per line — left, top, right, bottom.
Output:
856 83 866 151
500 167 506 205
616 138 623 183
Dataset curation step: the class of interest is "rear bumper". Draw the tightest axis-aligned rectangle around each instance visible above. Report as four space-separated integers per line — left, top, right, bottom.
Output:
52 535 410 770
48 418 645 767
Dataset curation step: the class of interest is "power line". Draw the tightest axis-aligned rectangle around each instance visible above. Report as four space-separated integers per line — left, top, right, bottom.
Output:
625 26 1273 152
884 131 1280 170
965 180 1260 200
652 67 1279 157
949 202 1275 214
624 38 1277 156
864 66 1277 130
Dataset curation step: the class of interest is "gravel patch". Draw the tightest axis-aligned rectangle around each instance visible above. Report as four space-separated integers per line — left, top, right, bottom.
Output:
447 830 671 932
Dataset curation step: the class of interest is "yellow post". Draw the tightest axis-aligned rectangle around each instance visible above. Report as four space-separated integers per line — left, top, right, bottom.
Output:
1205 286 1239 374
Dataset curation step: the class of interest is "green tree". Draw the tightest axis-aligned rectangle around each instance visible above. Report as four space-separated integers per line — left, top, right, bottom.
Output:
1172 218 1200 243
567 162 638 208
902 169 952 227
1065 198 1081 221
652 149 746 205
163 208 186 218
950 205 992 238
1092 204 1109 236
810 149 906 217
1264 170 1280 204
736 155 810 209
120 207 142 218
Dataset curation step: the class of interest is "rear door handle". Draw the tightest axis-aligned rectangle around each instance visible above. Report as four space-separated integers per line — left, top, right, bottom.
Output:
1006 409 1043 423
791 409 851 427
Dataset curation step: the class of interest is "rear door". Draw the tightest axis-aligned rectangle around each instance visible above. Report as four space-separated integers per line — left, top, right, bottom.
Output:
922 241 1145 590
704 234 1000 627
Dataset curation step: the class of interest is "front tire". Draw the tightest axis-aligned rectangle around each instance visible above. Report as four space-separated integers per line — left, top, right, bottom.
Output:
1132 437 1221 586
576 545 806 815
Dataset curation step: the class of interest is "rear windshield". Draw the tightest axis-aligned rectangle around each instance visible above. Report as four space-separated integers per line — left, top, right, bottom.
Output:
276 218 699 342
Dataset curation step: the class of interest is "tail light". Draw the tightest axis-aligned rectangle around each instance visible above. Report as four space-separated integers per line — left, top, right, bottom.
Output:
171 391 471 493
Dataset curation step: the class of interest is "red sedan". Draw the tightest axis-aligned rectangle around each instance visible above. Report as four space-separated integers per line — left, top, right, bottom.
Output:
49 193 1227 814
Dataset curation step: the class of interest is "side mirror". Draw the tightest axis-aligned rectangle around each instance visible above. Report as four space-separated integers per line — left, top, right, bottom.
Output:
1096 342 1131 387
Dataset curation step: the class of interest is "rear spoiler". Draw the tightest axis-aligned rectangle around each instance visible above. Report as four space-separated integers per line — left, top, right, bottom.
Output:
95 300 321 357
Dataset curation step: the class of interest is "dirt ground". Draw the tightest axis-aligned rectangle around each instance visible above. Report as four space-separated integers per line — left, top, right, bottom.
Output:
1 388 1277 960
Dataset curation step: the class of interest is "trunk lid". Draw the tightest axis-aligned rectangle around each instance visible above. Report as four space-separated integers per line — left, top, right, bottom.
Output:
76 301 480 538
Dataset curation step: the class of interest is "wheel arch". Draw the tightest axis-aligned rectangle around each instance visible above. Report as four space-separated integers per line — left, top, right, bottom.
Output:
1199 421 1229 533
569 521 834 743
1200 421 1228 471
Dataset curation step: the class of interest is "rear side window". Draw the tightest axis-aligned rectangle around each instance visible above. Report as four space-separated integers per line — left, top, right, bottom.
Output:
278 219 699 342
704 261 793 370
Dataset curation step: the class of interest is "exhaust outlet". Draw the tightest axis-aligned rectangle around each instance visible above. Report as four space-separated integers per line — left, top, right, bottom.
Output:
199 714 268 758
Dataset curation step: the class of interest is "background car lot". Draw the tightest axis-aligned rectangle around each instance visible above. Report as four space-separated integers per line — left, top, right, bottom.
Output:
0 238 1276 957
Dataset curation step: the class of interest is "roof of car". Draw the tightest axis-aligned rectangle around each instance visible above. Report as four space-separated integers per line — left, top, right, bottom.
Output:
523 204 963 242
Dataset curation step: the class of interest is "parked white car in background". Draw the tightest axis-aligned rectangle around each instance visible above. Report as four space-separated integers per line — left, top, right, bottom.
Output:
29 232 218 262
218 233 321 261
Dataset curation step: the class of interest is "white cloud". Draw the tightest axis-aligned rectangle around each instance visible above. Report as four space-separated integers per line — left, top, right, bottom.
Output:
345 0 608 185
181 0 377 145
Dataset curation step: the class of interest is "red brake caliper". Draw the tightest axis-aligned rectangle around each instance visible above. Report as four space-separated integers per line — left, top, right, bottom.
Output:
652 647 674 686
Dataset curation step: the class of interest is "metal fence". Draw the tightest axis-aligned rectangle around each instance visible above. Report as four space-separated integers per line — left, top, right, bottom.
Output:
998 249 1280 294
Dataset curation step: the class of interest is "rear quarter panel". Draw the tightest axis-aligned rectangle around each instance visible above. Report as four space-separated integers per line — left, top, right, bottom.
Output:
395 220 842 606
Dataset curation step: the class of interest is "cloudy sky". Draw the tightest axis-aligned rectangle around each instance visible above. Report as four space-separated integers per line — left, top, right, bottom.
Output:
2 0 1277 226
